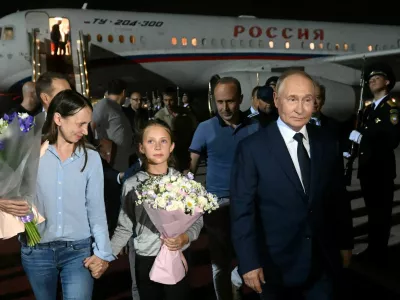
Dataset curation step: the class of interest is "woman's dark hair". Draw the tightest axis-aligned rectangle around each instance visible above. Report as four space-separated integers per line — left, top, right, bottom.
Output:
42 89 93 172
136 119 176 171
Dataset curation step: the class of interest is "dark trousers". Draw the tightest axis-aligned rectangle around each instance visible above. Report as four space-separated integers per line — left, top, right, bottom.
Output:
360 176 394 258
135 254 190 300
260 272 333 300
203 202 235 300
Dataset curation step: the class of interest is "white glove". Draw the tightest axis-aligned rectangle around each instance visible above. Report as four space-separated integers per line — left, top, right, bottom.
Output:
343 152 351 159
349 130 362 144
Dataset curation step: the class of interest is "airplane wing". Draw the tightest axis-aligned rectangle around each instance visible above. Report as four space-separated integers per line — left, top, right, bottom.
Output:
320 48 400 79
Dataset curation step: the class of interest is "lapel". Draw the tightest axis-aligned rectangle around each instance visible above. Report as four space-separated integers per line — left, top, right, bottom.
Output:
267 123 305 200
307 125 323 205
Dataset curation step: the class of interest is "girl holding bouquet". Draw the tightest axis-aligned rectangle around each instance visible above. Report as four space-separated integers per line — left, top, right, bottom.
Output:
20 90 114 300
111 119 204 300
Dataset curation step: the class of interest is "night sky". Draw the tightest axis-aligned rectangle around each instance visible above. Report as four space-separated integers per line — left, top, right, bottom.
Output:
2 0 399 25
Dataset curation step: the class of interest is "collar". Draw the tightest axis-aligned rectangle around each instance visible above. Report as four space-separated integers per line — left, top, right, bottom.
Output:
373 94 388 109
47 144 85 159
250 106 258 114
216 111 249 127
277 117 309 144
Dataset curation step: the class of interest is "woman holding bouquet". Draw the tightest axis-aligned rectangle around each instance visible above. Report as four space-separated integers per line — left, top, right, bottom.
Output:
20 90 114 300
111 119 204 300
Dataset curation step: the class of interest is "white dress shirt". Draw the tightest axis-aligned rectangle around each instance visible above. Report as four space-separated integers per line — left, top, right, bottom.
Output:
372 94 387 109
277 117 310 190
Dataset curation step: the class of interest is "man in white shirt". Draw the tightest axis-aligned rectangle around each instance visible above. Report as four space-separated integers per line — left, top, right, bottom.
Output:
231 70 353 299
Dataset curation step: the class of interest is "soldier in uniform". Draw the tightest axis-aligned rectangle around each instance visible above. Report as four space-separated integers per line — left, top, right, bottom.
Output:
348 63 400 263
247 85 278 127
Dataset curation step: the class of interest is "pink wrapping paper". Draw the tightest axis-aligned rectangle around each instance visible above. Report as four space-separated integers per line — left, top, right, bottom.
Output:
0 207 45 240
144 204 203 285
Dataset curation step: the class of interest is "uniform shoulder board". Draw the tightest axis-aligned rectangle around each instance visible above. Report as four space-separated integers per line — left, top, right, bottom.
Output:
387 98 397 107
247 112 259 118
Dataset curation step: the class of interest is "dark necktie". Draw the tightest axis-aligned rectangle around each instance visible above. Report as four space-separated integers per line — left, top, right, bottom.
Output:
293 132 310 195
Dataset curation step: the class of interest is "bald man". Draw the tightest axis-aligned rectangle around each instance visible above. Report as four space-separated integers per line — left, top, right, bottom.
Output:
20 82 40 115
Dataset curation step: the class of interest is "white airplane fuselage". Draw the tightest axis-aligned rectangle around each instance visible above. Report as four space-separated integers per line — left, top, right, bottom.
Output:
1 8 400 119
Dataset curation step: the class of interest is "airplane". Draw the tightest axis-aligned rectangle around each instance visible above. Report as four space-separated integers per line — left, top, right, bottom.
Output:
1 7 400 120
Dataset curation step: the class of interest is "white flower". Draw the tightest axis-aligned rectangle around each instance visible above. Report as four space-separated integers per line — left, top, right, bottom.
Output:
0 118 8 134
18 113 30 120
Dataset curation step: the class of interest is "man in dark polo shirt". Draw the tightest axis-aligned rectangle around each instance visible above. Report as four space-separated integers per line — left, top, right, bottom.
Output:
188 77 259 300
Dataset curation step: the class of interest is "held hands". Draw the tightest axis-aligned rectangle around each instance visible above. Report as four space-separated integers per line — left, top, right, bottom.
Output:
84 255 109 279
243 268 265 294
0 199 30 217
349 130 362 144
162 233 189 251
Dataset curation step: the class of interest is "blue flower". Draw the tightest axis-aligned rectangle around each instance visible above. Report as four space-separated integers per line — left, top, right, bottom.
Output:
3 112 17 124
18 115 34 132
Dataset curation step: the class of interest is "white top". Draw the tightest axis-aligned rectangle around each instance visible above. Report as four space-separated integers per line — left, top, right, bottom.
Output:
276 117 310 191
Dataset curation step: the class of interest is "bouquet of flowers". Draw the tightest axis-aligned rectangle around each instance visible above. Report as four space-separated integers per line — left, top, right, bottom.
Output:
135 172 218 284
0 111 46 246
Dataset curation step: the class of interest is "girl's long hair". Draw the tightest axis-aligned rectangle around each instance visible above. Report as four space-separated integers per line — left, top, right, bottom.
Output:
136 119 176 171
42 89 93 172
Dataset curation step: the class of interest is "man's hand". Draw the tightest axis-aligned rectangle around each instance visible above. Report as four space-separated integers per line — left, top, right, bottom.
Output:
84 255 109 279
341 250 352 268
243 268 265 294
349 130 362 144
162 233 189 251
0 199 30 217
99 139 113 163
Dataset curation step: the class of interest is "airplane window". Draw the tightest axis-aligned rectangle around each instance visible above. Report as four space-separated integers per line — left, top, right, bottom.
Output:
309 42 315 50
269 41 274 48
240 40 245 47
211 38 217 46
285 41 290 49
335 44 340 50
231 39 237 47
375 44 379 50
318 43 323 49
4 27 14 40
181 37 188 46
301 42 305 49
119 35 124 43
249 39 256 48
258 40 264 48
326 43 331 50
140 36 146 44
108 35 114 43
202 38 207 46
97 34 102 42
191 38 197 46
130 35 136 44
171 37 177 45
343 43 348 51
222 39 227 47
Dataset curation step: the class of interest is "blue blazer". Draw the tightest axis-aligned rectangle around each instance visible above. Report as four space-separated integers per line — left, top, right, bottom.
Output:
230 122 353 286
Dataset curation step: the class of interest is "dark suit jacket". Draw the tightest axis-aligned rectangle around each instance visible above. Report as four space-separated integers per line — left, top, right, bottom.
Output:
230 122 353 287
358 95 400 179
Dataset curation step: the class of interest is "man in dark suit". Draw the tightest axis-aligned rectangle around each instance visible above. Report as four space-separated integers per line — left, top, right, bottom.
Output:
347 63 400 263
230 70 353 299
243 86 260 117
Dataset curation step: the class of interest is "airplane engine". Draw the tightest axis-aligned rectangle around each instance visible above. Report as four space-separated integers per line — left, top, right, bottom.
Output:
209 72 357 122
